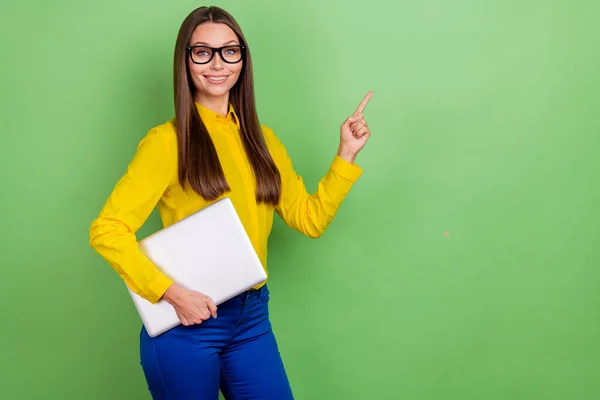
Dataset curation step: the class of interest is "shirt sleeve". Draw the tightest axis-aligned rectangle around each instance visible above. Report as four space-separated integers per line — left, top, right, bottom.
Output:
89 126 177 304
264 126 363 238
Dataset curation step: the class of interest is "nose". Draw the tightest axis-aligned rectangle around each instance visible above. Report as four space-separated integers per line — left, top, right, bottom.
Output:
209 51 224 70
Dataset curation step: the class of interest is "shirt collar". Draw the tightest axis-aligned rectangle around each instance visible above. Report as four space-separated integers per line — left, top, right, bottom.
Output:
195 102 241 130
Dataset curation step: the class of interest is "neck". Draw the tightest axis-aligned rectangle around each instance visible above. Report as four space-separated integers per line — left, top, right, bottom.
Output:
194 93 230 116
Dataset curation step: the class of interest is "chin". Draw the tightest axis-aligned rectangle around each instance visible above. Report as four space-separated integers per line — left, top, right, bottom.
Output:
208 86 231 96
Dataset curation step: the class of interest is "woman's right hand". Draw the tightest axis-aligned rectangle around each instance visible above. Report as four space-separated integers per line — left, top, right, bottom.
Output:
161 283 217 326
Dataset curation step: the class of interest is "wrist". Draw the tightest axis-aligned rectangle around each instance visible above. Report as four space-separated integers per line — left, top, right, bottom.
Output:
337 145 356 164
162 283 182 304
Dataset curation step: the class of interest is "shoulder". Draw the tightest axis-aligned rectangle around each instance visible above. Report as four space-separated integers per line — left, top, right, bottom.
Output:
260 123 286 154
138 118 178 159
260 123 276 141
260 124 288 163
151 118 178 144
259 123 295 173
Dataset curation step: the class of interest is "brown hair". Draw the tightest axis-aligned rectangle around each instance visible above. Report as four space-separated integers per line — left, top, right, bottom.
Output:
173 6 281 205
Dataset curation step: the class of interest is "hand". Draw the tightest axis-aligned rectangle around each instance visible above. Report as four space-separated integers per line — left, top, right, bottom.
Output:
338 91 373 164
161 283 217 326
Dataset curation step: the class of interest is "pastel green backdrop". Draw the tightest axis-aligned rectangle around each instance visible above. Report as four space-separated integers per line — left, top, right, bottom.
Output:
1 0 599 399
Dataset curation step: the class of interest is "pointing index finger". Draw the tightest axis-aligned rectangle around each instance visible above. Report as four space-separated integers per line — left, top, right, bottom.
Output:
354 91 373 116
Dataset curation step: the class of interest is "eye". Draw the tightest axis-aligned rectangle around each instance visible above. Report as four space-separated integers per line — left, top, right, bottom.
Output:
191 46 212 57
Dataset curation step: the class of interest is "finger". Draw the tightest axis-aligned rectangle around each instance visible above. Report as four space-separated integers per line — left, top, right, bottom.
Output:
176 311 189 326
207 300 218 319
353 91 373 116
349 114 364 128
351 122 368 139
355 126 370 138
199 308 211 321
351 118 366 132
342 115 361 128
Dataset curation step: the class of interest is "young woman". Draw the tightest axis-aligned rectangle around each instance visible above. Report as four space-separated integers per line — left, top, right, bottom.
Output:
89 5 372 399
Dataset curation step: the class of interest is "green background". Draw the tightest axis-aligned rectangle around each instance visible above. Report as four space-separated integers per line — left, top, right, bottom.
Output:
2 0 599 399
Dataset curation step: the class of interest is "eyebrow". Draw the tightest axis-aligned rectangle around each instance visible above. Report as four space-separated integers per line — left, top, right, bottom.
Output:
192 40 239 46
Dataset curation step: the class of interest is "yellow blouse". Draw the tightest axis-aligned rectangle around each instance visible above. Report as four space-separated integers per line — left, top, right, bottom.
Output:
89 103 363 304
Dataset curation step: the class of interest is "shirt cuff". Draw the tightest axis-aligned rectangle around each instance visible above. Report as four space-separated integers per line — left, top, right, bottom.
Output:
330 155 363 183
146 273 173 304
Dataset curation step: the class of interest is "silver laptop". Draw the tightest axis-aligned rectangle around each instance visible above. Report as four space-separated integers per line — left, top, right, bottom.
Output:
127 197 267 337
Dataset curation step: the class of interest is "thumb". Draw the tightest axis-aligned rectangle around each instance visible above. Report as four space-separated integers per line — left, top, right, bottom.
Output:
207 300 218 318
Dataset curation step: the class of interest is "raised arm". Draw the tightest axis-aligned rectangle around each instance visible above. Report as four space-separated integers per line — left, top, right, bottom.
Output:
266 91 373 238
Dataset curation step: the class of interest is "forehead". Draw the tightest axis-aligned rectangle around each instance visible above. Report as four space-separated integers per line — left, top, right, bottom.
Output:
189 22 239 46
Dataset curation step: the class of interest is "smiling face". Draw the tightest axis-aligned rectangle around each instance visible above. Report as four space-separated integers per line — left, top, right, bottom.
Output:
187 22 244 108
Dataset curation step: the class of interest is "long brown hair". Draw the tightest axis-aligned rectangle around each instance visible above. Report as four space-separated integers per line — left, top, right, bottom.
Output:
173 6 281 205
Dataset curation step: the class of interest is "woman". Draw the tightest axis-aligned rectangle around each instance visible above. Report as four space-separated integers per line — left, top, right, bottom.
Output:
89 5 372 399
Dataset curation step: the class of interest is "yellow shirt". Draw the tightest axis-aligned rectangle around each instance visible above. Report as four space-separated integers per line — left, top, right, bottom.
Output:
89 103 363 304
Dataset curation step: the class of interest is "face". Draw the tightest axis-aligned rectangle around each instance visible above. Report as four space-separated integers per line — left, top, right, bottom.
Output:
187 22 244 104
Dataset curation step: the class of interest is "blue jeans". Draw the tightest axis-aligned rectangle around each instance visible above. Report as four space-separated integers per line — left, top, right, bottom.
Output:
139 285 294 399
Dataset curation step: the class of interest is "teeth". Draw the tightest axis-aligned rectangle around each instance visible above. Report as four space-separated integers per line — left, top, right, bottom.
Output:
206 76 226 82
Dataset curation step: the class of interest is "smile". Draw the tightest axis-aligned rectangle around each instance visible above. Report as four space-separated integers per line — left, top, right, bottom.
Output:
204 75 228 84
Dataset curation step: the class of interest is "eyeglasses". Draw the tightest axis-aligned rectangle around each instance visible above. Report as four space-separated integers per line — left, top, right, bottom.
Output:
186 45 246 64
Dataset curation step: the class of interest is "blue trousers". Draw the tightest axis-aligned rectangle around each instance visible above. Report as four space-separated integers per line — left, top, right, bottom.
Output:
139 285 294 399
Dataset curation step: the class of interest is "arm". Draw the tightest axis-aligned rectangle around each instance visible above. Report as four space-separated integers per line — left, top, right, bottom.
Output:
268 92 373 238
89 126 176 304
266 127 363 238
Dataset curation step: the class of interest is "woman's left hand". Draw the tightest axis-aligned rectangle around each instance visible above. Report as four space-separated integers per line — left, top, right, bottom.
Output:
338 91 373 164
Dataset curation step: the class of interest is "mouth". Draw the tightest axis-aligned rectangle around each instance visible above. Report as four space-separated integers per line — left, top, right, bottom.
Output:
203 75 229 84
